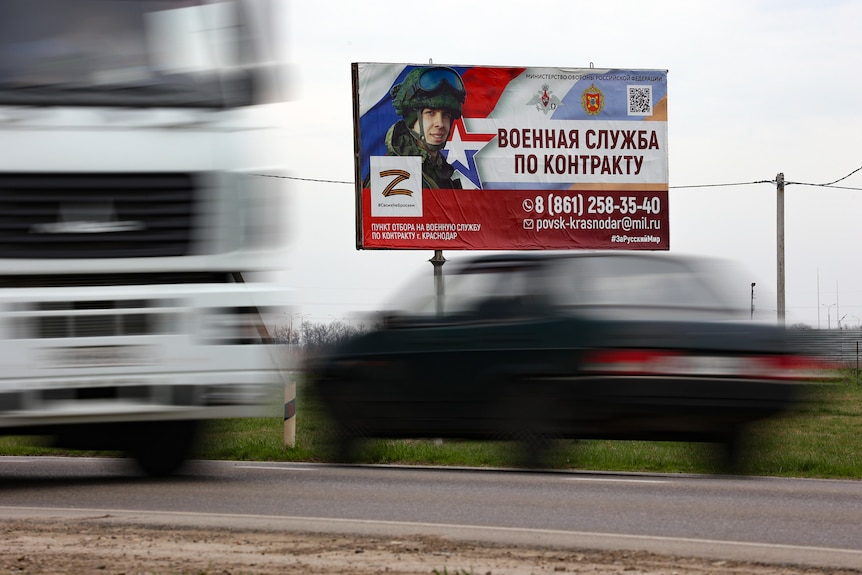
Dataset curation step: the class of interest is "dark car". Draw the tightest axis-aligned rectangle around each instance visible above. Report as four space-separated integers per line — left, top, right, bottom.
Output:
308 252 825 468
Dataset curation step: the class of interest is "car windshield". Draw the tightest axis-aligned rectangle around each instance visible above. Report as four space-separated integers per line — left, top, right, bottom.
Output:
0 0 255 107
381 254 749 322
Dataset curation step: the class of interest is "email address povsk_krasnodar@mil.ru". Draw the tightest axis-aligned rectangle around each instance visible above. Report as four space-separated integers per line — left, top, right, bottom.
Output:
526 215 662 232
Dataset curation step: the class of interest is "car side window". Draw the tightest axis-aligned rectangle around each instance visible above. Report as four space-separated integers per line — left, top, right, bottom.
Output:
383 261 548 322
467 268 545 320
550 256 726 310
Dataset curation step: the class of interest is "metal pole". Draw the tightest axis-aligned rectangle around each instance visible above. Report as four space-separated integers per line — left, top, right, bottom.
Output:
750 282 756 320
817 268 821 329
776 173 785 325
837 281 840 328
429 250 446 316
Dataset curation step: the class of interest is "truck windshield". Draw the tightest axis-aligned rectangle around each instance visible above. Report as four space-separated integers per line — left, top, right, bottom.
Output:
0 0 258 108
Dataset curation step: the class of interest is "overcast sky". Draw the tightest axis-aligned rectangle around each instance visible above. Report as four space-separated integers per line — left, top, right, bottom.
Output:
273 0 862 329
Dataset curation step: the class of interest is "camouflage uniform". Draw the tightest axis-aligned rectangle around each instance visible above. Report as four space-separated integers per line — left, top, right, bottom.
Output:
384 119 462 189
384 66 467 190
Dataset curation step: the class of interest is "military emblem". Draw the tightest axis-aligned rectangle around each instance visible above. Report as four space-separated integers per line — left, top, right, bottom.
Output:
527 84 563 115
369 156 423 217
379 169 413 197
581 84 604 115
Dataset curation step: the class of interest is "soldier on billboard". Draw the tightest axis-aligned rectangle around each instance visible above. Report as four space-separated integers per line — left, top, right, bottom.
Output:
385 66 466 189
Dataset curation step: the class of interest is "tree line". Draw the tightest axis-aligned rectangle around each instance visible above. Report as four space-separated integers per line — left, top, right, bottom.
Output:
272 318 370 353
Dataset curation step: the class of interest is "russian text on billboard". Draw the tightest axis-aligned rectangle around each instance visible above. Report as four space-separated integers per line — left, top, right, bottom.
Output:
352 63 669 250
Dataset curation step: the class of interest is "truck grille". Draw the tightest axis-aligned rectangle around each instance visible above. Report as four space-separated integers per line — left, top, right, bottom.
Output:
12 299 177 340
35 300 157 338
0 173 198 258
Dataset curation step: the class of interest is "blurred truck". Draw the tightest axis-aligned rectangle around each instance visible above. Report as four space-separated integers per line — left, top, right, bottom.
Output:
0 0 290 475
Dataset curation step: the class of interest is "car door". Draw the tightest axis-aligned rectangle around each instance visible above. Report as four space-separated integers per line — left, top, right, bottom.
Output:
377 261 558 437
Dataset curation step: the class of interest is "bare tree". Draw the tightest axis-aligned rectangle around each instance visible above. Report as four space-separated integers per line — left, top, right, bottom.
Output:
274 319 369 352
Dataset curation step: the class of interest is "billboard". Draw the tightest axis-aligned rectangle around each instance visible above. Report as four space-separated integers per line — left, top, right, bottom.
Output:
353 63 668 250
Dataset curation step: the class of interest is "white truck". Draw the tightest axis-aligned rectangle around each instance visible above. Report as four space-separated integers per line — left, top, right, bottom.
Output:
0 0 290 475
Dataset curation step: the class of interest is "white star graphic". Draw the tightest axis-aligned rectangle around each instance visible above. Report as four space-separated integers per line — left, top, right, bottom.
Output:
444 120 495 169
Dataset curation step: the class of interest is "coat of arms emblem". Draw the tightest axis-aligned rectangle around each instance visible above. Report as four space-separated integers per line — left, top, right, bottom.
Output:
581 84 605 115
527 84 563 115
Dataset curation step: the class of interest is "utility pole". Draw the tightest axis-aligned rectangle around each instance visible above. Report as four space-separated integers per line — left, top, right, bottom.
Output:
776 173 785 325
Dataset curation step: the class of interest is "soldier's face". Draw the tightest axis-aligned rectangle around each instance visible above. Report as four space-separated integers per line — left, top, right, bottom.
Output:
413 108 453 148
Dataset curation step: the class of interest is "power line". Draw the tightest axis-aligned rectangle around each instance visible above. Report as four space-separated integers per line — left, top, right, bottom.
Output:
814 165 862 187
670 165 862 190
254 173 353 185
255 164 862 191
259 173 778 189
789 183 862 190
670 180 771 189
783 164 862 190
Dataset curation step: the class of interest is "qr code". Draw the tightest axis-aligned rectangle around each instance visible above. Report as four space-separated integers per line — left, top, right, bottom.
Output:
627 85 652 116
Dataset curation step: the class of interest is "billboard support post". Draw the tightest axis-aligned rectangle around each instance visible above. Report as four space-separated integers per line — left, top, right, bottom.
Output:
430 250 446 316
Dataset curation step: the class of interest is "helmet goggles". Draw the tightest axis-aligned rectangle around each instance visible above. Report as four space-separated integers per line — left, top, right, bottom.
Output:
404 66 465 101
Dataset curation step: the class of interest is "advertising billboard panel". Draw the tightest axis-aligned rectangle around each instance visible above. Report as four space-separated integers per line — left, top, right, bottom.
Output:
353 63 668 250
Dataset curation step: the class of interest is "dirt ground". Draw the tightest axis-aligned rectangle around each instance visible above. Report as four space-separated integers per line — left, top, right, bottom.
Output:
1 519 860 575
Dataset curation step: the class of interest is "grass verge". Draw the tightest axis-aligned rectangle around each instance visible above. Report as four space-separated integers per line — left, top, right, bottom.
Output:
2 373 860 479
195 372 862 479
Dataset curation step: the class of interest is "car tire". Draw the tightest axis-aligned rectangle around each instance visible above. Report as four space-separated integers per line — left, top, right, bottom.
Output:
715 426 747 474
330 422 362 463
497 378 556 468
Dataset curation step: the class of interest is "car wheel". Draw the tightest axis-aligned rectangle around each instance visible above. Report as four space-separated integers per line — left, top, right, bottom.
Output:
329 422 362 463
714 426 747 474
498 379 556 468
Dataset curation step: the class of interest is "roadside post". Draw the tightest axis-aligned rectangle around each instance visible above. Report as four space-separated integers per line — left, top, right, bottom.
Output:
284 373 297 447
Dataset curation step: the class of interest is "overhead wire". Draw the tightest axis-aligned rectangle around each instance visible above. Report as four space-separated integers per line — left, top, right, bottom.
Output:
785 167 862 189
670 180 772 189
265 164 862 324
257 164 862 191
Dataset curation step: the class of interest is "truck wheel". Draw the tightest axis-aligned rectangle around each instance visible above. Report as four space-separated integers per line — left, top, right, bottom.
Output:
127 420 199 477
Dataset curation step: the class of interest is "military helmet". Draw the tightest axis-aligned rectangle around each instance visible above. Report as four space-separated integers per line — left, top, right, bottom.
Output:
391 66 466 127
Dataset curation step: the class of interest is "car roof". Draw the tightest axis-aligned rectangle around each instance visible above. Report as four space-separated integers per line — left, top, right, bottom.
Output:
447 251 706 270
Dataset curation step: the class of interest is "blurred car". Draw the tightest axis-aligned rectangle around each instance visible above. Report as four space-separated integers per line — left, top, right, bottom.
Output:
307 252 824 468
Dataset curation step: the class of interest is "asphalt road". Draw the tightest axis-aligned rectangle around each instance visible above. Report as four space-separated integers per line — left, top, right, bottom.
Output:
1 456 861 569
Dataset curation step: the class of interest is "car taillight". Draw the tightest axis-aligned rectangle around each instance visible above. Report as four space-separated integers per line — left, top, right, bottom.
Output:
581 349 831 381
